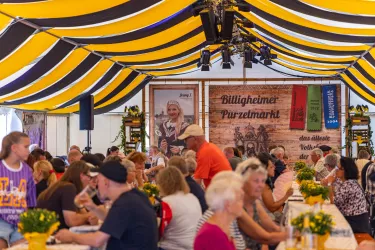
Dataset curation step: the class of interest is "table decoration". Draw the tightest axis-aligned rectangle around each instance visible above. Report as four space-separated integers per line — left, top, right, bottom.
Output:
18 209 59 250
294 161 307 172
299 180 329 205
292 211 334 250
296 168 315 184
142 182 160 205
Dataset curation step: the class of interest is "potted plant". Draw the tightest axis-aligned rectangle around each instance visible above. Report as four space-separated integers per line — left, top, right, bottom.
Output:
18 209 59 250
294 161 307 172
292 211 334 250
296 168 315 184
141 183 160 205
299 180 329 205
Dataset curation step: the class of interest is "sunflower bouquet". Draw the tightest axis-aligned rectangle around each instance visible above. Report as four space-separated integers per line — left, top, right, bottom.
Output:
291 211 334 236
296 167 315 183
18 209 59 250
142 183 160 204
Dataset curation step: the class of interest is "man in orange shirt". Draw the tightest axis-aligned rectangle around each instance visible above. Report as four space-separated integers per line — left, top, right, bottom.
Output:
178 124 232 188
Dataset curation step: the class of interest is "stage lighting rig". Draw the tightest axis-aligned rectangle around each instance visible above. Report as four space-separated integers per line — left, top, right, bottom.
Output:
197 50 211 71
221 46 234 69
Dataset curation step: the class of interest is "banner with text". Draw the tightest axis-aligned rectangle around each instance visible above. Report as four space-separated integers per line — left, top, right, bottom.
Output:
307 85 322 131
209 85 341 163
290 85 307 129
322 85 339 129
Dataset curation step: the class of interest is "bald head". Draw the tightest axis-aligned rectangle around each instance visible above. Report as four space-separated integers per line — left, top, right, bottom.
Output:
68 150 83 164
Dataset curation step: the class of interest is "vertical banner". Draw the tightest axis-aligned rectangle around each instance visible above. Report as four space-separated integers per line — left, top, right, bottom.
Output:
322 85 339 129
307 85 322 131
289 85 307 129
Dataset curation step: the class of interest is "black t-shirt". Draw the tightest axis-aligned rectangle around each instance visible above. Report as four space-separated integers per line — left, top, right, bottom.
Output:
36 179 48 198
37 183 77 229
186 176 208 213
100 188 158 250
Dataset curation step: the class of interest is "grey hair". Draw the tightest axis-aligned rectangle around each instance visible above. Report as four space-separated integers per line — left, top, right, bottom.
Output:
235 157 267 181
184 150 196 160
311 148 323 157
205 172 243 212
358 150 370 160
185 158 197 175
121 159 136 172
324 154 338 168
273 147 285 156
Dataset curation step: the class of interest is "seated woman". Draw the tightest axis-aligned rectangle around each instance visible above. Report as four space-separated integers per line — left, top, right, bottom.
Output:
324 156 370 233
37 161 95 229
258 152 293 221
33 160 57 197
127 152 148 188
194 172 244 250
121 159 137 188
196 172 287 250
157 166 202 250
235 158 283 250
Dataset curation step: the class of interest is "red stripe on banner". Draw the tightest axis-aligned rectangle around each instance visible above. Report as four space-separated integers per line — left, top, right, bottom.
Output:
290 85 307 129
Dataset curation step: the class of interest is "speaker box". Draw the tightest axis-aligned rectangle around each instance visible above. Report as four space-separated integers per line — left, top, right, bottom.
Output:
79 95 94 130
221 8 234 40
199 9 219 44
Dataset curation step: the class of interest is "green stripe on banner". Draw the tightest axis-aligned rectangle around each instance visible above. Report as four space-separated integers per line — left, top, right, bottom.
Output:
307 85 322 131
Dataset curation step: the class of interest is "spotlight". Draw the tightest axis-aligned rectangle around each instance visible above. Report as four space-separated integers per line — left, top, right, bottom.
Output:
258 45 276 64
244 48 253 68
198 50 211 71
221 46 234 69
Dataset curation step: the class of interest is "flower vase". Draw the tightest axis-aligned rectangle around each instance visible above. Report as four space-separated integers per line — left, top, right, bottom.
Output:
305 194 324 206
149 196 155 205
24 232 48 250
317 233 329 250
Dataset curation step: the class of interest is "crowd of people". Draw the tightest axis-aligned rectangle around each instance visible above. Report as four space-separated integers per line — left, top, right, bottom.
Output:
0 125 374 250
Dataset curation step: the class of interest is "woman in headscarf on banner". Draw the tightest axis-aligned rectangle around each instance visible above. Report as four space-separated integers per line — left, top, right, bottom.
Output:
157 100 189 157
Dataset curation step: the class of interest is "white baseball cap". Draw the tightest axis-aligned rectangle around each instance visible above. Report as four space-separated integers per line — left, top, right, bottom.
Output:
178 124 204 140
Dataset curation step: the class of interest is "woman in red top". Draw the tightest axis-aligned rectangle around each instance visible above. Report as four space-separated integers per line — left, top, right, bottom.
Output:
194 172 244 250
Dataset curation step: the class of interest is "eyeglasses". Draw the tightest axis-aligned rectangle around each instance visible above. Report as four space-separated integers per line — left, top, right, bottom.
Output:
84 173 93 180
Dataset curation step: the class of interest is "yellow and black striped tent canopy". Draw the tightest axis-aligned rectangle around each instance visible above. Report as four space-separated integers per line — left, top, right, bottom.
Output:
0 0 374 114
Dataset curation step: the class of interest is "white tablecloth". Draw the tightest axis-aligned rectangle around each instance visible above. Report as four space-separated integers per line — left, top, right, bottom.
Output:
277 181 358 250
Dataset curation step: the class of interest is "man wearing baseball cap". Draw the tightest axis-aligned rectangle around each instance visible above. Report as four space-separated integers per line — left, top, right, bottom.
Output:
56 161 158 250
178 124 232 188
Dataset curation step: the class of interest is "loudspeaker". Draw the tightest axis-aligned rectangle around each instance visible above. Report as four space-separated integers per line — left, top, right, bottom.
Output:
221 8 234 40
79 95 94 130
200 9 219 44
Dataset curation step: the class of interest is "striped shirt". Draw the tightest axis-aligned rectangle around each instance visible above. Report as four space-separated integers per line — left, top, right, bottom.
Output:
0 160 37 225
196 209 246 250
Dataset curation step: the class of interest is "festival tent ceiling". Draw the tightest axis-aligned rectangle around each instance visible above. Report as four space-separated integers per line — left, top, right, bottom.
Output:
0 0 374 114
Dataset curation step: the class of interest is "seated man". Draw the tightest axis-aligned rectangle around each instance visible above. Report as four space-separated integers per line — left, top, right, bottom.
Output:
310 148 330 181
55 161 158 250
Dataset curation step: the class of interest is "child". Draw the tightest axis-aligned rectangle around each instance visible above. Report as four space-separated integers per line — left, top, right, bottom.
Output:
0 132 36 248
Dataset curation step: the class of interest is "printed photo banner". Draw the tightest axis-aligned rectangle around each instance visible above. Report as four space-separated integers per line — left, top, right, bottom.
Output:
307 85 322 131
22 112 46 149
322 85 339 129
289 85 307 129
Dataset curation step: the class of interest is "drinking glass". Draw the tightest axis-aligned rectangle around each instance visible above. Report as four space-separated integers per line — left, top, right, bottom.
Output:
74 185 97 209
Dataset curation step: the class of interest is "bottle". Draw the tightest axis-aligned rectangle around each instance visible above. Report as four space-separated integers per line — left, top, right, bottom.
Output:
301 215 316 250
285 210 296 250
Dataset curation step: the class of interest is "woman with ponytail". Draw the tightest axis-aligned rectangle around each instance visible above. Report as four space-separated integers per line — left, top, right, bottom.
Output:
106 146 119 157
33 160 57 197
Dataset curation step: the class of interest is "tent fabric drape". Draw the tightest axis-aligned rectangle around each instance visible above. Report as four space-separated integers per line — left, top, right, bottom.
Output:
0 0 375 114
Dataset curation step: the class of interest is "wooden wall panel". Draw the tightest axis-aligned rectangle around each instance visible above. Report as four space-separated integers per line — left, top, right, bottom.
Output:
209 85 341 163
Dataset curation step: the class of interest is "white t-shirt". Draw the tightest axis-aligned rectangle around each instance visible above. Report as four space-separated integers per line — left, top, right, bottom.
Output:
159 192 202 250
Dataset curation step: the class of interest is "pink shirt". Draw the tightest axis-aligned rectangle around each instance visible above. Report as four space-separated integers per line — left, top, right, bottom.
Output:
194 223 236 250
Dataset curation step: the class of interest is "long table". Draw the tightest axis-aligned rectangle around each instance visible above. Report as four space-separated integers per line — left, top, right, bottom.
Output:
276 182 358 250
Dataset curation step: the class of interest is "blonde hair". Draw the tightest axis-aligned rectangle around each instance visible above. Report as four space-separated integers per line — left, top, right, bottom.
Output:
184 150 196 160
127 152 147 164
121 159 136 172
235 157 267 181
167 100 184 135
156 166 190 196
185 158 197 175
206 172 244 212
34 160 57 186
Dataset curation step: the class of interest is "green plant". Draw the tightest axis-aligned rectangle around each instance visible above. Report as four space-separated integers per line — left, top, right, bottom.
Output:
296 168 315 182
294 161 307 171
18 209 59 234
292 211 334 235
299 180 329 200
142 183 159 197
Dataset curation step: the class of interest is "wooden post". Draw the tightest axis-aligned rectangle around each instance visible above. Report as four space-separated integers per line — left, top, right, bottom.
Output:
345 86 349 156
142 88 145 112
201 81 206 133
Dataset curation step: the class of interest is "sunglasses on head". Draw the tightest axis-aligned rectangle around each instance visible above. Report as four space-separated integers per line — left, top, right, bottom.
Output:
241 164 261 175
